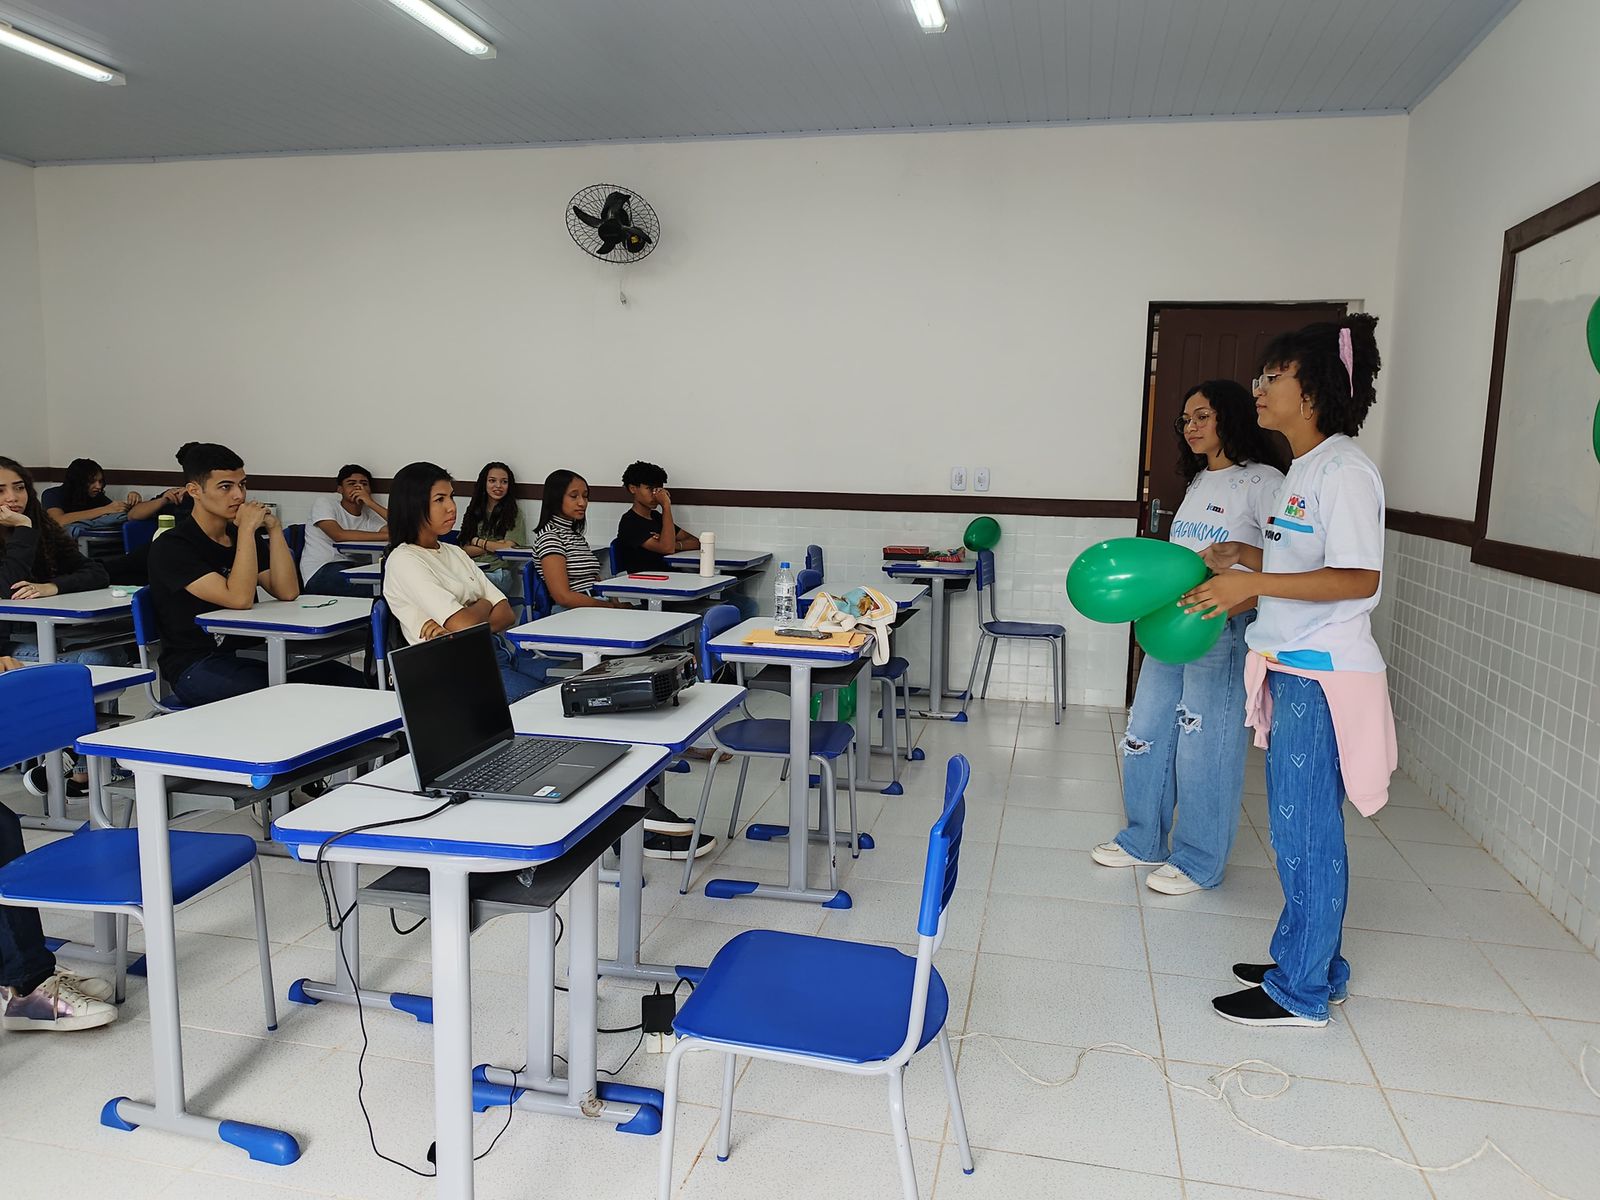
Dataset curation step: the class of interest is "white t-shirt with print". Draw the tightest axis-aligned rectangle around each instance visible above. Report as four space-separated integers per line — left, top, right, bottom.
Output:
300 494 385 582
1167 462 1284 559
1246 434 1386 673
383 542 508 646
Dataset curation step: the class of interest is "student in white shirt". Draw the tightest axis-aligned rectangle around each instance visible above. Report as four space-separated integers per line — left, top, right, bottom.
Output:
381 462 547 702
301 464 388 596
1179 314 1393 1029
1092 380 1287 895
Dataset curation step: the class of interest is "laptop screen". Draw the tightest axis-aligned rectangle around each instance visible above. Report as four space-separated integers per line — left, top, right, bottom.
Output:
389 624 514 789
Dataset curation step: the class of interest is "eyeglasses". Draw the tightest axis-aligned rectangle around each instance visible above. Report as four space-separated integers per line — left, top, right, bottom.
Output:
1172 409 1216 435
1252 370 1291 392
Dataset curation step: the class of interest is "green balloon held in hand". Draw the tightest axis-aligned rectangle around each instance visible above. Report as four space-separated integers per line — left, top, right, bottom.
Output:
1066 538 1210 624
964 516 1001 552
1588 296 1600 375
1135 598 1225 664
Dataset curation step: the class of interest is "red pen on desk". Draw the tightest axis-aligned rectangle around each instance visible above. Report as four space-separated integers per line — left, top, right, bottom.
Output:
628 573 670 580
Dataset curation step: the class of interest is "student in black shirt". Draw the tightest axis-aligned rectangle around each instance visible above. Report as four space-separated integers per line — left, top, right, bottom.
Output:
146 442 364 707
615 461 700 573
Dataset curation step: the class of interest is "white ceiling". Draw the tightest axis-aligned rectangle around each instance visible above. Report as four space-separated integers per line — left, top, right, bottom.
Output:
0 0 1517 164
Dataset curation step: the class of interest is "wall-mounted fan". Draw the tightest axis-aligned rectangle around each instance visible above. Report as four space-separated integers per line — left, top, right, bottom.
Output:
566 185 659 264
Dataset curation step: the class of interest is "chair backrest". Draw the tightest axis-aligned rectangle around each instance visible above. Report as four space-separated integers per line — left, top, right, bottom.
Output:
131 585 157 649
0 663 97 771
441 530 459 545
122 518 157 553
974 549 997 622
697 603 742 682
805 544 824 575
371 598 391 690
609 538 623 575
521 562 553 621
285 523 306 565
796 567 822 596
917 754 970 940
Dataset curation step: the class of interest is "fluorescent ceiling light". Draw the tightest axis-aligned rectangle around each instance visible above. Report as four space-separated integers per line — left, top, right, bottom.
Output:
909 0 947 32
382 0 496 58
0 21 124 84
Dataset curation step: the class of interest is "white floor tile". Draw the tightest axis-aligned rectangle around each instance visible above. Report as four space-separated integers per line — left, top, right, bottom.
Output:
1478 943 1600 1022
1141 908 1276 980
1368 805 1477 846
1338 928 1524 1012
673 1111 941 1199
1015 725 1117 754
967 955 1160 1052
979 891 1147 968
989 844 1140 905
818 878 986 953
725 1041 956 1141
1139 864 1285 922
1003 773 1124 814
1427 884 1586 950
997 804 1122 852
1 1137 182 1199
1389 842 1522 892
1536 1016 1600 1073
1012 748 1120 782
1344 836 1422 881
932 1146 1182 1199
1342 878 1466 939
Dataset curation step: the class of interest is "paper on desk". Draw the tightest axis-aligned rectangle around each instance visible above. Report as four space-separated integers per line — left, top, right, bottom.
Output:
742 627 866 649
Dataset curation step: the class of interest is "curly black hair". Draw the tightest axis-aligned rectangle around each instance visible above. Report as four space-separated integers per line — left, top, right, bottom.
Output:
622 461 667 490
0 456 78 580
461 461 518 543
1258 312 1382 437
1176 379 1291 483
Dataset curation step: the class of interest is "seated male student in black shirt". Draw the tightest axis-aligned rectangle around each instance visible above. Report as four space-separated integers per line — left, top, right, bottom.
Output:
615 461 700 573
146 442 365 707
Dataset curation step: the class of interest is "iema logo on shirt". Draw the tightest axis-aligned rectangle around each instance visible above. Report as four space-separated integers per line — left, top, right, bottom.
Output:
1205 503 1225 515
1283 494 1307 519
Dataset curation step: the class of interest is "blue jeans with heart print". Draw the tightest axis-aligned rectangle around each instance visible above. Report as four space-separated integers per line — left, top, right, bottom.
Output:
1262 671 1351 1019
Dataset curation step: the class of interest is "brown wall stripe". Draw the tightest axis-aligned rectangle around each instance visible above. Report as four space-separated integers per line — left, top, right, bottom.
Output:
1386 508 1475 546
30 467 1139 520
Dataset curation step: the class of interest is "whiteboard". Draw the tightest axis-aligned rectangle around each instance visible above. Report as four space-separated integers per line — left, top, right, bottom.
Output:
1486 221 1600 559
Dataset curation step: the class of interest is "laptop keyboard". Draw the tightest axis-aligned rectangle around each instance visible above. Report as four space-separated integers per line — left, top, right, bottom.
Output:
449 737 583 794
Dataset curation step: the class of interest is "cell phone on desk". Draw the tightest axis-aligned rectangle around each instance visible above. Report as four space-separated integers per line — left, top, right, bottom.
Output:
774 627 830 639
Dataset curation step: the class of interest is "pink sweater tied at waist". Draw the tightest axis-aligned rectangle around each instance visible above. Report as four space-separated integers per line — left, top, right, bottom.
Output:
1242 651 1397 817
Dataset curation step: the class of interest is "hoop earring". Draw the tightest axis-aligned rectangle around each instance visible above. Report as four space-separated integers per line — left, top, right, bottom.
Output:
1299 399 1313 420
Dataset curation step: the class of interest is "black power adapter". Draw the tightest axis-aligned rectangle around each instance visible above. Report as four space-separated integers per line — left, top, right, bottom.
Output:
641 988 677 1035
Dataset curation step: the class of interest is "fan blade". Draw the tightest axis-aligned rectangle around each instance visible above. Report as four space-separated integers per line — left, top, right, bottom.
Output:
601 191 633 221
572 205 601 228
596 237 621 255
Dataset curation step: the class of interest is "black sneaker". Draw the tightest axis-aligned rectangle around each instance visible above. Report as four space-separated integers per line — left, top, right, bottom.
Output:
643 803 697 837
1211 986 1327 1027
23 765 87 799
1232 962 1346 1005
644 831 718 861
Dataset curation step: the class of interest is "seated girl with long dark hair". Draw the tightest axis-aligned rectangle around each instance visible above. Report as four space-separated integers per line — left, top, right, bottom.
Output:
459 461 526 595
42 457 182 536
381 462 547 702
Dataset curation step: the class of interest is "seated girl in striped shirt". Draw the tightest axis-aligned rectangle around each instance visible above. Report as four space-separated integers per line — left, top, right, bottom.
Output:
533 469 626 611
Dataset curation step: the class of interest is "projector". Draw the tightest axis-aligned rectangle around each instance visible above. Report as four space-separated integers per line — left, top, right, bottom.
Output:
560 652 696 717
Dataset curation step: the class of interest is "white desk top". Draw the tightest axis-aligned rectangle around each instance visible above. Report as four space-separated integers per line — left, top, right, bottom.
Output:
505 608 698 652
0 587 133 620
708 617 869 666
883 560 976 578
664 549 771 571
340 563 381 580
592 573 736 600
272 743 670 863
16 662 155 698
76 684 400 783
340 539 386 553
492 546 538 562
196 596 372 635
801 581 929 607
509 681 745 751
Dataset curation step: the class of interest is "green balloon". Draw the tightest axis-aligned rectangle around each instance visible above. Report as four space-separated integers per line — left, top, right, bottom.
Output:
1588 296 1600 375
964 516 1001 552
1593 397 1600 466
1066 538 1209 624
1135 599 1225 664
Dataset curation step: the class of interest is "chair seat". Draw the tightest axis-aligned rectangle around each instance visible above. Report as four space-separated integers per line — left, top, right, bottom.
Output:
872 656 910 680
716 719 854 759
983 619 1065 638
674 929 948 1064
0 829 257 910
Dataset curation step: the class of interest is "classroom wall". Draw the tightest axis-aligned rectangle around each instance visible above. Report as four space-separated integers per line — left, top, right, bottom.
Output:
1372 0 1600 950
0 158 47 464
31 115 1406 495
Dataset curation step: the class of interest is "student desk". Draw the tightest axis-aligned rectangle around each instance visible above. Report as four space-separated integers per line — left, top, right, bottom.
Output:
702 618 871 908
273 743 670 1200
75 527 125 558
491 546 538 563
335 539 386 561
194 595 372 686
591 572 736 611
882 560 977 720
0 585 133 664
505 608 698 670
799 580 930 613
663 548 772 573
338 562 381 594
74 685 403 1166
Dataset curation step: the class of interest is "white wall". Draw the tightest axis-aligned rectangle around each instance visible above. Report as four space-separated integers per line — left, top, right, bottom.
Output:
1385 0 1600 517
0 158 47 464
32 116 1405 494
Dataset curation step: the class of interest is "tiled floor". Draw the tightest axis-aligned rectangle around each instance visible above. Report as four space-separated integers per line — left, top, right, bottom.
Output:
5 698 1600 1200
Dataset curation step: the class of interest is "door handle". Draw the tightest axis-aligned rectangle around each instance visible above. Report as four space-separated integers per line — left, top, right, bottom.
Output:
1148 498 1167 536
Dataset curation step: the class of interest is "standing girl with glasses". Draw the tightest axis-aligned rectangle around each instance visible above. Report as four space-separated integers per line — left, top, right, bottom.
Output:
1092 382 1287 895
1179 313 1395 1027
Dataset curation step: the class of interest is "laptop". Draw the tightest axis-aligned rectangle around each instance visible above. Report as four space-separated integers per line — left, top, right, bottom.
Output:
388 624 627 802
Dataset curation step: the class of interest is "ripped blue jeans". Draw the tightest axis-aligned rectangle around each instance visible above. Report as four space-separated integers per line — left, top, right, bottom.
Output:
1112 610 1252 888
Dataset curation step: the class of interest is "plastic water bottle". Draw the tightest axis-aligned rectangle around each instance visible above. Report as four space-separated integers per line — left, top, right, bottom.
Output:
774 562 798 629
152 514 177 541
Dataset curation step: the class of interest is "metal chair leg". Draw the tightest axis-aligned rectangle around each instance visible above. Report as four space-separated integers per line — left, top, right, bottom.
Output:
959 633 987 716
886 1067 920 1200
818 758 838 890
980 640 998 699
114 913 130 1005
248 858 278 1031
846 745 860 859
717 1052 736 1161
878 678 901 787
899 674 914 762
1049 638 1062 725
683 755 722 894
939 1028 975 1174
726 756 752 840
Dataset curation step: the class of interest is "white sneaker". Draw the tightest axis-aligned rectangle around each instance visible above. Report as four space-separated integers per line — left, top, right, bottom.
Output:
1091 842 1160 868
1146 863 1204 895
1 971 118 1032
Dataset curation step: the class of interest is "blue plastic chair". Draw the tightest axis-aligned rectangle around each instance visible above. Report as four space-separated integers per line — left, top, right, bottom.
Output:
0 664 279 1018
960 549 1066 725
520 560 554 623
371 598 392 690
130 587 187 715
804 544 824 576
659 754 976 1200
284 523 306 566
121 519 157 554
680 604 859 895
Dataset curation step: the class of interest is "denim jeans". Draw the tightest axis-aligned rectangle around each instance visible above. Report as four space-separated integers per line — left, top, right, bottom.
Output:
65 511 127 538
1114 610 1251 888
11 643 127 668
173 652 366 707
304 560 370 598
1262 671 1351 1019
492 634 548 703
0 801 54 991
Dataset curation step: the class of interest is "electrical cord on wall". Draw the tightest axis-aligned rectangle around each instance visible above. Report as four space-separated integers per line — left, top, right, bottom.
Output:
951 1032 1600 1200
